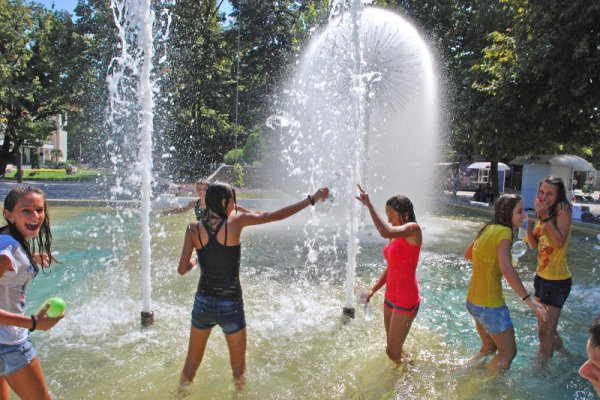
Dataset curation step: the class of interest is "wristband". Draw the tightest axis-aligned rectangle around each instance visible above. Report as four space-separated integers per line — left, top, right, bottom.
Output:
522 294 531 301
307 195 315 206
29 315 36 332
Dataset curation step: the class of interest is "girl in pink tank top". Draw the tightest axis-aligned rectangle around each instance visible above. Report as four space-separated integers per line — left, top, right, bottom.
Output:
356 185 422 365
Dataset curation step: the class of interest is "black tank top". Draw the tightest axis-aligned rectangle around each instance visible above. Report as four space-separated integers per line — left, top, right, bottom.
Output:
195 219 242 300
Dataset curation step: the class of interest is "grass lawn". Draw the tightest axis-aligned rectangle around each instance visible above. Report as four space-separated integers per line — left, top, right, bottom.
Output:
3 169 102 181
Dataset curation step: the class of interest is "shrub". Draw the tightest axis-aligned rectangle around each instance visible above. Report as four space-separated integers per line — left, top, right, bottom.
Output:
224 148 244 165
232 163 244 187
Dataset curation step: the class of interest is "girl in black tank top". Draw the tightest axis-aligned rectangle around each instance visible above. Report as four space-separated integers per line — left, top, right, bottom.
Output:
177 181 330 390
195 218 242 300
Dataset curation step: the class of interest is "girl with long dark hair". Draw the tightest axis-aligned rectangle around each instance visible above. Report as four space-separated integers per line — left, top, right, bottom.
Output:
464 194 546 371
526 176 573 367
177 182 328 389
0 187 63 399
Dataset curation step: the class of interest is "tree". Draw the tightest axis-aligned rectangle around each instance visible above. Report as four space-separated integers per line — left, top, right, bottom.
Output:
67 0 120 167
0 0 79 176
513 0 600 161
159 0 238 181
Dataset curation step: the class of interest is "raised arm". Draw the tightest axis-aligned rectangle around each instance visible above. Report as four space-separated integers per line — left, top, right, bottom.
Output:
526 215 538 249
160 200 196 217
234 188 329 228
234 204 252 213
355 185 421 241
539 202 571 248
497 239 546 320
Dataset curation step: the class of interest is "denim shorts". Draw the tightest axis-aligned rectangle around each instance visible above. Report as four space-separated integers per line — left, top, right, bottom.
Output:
191 295 246 335
0 340 36 377
466 301 513 335
534 275 572 309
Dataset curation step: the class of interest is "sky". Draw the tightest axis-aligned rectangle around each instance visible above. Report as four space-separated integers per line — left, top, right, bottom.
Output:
34 0 78 13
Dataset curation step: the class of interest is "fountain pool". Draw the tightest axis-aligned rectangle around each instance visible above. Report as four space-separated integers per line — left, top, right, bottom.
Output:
26 204 598 399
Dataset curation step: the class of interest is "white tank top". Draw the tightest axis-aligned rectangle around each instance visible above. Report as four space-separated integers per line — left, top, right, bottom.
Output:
0 235 36 345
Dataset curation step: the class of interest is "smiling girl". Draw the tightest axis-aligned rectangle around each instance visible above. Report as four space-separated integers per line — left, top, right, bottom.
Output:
0 187 63 399
526 176 573 367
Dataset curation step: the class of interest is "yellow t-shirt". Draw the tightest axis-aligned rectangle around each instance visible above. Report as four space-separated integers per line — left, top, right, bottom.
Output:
533 220 572 280
467 224 513 308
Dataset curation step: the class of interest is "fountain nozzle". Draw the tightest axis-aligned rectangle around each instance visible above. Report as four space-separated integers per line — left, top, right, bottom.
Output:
342 307 355 323
141 311 154 327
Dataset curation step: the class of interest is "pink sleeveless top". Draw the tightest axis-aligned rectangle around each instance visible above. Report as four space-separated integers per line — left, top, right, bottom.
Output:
383 237 421 307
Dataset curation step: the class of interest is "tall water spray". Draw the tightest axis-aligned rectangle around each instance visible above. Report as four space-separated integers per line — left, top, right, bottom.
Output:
269 2 439 318
107 0 156 325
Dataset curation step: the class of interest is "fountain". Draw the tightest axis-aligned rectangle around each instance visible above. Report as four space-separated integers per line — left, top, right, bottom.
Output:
106 0 157 326
16 1 597 399
268 1 439 319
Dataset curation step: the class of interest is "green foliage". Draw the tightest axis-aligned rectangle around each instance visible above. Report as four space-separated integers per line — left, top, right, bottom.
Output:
3 168 101 180
31 153 40 169
0 0 80 174
232 163 244 187
1 0 596 183
242 127 267 164
471 32 517 96
51 149 63 162
224 148 244 165
67 0 119 166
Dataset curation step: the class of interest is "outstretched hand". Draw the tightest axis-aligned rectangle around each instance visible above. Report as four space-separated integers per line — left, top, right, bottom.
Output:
355 184 371 206
312 187 330 203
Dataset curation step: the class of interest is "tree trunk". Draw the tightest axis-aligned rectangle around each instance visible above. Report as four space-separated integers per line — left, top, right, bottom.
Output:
16 147 23 183
490 160 499 201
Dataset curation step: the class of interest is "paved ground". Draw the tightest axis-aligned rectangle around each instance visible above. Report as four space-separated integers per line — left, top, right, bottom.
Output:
2 180 599 231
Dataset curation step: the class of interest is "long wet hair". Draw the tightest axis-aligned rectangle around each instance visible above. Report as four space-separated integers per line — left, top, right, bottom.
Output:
538 175 571 219
386 195 416 223
476 194 521 238
1 187 54 275
204 181 237 220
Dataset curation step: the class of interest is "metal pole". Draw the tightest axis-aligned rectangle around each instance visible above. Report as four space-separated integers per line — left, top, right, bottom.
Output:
234 0 241 155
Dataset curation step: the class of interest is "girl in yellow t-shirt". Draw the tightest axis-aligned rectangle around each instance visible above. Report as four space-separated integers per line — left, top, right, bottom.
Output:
526 175 573 368
464 194 546 372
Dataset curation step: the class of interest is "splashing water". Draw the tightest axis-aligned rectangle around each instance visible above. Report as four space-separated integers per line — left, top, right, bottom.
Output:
268 3 439 315
106 0 157 319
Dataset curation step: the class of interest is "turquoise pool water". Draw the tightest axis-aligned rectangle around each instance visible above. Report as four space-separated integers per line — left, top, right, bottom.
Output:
23 206 599 399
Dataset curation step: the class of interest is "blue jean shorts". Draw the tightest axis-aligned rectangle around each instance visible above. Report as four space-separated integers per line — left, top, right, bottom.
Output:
191 295 246 335
0 340 36 377
466 301 513 335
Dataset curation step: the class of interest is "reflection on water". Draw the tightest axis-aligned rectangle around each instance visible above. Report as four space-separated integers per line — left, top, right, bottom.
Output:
26 206 599 399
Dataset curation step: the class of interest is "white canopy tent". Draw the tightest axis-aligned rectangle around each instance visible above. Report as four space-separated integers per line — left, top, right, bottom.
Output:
467 162 510 193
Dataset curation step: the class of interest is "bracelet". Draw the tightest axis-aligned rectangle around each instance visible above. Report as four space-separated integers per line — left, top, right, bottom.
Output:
307 195 315 206
522 294 531 301
29 315 36 332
